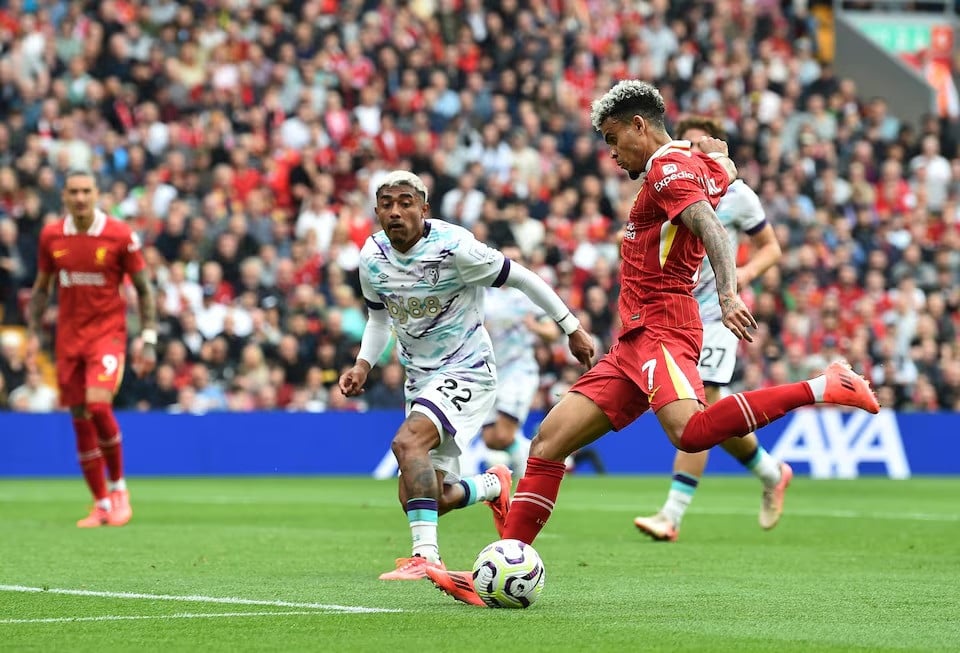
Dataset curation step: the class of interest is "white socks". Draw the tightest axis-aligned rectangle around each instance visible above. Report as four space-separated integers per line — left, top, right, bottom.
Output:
662 489 693 527
807 375 827 402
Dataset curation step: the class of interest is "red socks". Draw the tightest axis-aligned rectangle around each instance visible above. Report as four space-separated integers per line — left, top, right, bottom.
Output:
679 382 815 452
88 403 124 483
73 417 108 501
503 457 566 545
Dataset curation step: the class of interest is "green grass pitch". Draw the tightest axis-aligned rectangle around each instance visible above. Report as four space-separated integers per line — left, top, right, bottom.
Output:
1 476 958 652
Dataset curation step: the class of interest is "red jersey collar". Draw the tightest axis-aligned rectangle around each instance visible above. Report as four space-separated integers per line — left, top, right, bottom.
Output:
64 209 107 237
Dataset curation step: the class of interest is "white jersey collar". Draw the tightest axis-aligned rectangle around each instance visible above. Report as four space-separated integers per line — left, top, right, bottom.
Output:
64 209 107 236
644 140 692 173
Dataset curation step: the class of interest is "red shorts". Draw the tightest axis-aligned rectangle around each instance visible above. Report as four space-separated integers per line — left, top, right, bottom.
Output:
569 326 705 431
56 337 126 407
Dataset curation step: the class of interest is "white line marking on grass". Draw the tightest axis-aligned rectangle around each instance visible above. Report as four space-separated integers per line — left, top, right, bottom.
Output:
0 585 402 614
565 503 960 522
0 611 333 625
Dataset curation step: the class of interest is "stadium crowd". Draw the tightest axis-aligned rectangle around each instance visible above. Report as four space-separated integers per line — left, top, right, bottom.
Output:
0 0 958 414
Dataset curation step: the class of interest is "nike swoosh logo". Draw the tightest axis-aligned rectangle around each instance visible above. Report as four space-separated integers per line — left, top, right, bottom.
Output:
53 250 68 258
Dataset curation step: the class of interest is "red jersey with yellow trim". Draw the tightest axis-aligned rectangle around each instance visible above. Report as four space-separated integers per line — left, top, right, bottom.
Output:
38 210 146 356
619 140 730 335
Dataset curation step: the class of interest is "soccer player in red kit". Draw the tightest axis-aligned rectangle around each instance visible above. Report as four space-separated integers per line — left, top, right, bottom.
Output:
28 170 156 528
427 80 880 605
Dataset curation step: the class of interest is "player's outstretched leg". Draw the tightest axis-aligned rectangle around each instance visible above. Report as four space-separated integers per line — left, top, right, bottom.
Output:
720 434 793 530
677 361 879 453
504 392 612 545
88 402 132 527
72 414 111 528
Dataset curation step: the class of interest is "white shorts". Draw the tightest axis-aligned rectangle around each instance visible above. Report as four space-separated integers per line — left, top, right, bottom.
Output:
407 367 497 483
483 365 539 427
698 321 740 385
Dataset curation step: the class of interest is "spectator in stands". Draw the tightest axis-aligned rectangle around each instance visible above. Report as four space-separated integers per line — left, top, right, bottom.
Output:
9 366 58 413
364 361 405 410
0 0 953 415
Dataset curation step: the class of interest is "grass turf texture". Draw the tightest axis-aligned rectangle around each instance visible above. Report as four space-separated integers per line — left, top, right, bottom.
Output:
1 477 958 652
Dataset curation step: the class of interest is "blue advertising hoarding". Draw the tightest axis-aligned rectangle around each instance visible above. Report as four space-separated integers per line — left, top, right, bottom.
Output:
0 408 949 478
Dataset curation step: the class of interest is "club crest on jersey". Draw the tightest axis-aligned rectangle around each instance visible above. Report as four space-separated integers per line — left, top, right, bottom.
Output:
423 262 441 287
94 246 107 265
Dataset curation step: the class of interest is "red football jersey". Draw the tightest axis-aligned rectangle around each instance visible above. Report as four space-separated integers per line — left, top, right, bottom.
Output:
38 210 146 356
619 140 730 334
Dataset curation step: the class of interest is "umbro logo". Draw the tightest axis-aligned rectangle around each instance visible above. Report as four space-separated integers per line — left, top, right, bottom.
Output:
379 274 389 280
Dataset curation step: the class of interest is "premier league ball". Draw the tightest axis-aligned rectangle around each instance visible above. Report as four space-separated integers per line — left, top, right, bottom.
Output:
472 539 545 609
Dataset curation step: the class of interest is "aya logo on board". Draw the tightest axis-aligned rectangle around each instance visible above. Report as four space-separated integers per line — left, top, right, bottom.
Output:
770 408 910 479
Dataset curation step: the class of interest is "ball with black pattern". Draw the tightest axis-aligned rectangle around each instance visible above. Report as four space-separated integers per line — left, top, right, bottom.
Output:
471 539 546 609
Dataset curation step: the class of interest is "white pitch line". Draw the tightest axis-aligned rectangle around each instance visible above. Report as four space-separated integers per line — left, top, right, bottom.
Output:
0 611 332 625
561 503 960 522
0 585 402 614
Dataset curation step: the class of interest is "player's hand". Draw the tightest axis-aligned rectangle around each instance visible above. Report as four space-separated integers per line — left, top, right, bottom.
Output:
140 342 157 373
523 313 539 331
735 267 753 292
567 327 596 369
339 364 370 397
696 136 729 157
720 293 758 342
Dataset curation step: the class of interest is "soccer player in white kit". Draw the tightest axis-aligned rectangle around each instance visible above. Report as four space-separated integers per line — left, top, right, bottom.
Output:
480 245 561 478
633 117 790 542
339 171 594 580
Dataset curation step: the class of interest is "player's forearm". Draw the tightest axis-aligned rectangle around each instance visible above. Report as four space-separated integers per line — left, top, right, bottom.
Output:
27 287 48 333
711 154 738 183
680 201 738 299
131 271 157 330
531 319 561 342
357 308 392 368
502 262 579 335
739 243 781 284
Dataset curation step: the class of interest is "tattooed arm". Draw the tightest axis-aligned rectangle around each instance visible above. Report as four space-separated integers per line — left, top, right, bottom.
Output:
130 269 156 332
131 269 157 364
679 200 758 341
27 270 53 347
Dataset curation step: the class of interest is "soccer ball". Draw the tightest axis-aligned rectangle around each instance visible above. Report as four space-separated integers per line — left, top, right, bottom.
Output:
472 539 545 609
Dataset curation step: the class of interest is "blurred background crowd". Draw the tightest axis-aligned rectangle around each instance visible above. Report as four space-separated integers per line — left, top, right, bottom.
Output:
0 0 958 414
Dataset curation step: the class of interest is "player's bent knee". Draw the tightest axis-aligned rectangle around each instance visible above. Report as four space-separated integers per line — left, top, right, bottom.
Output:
391 416 441 462
69 405 89 419
528 431 569 462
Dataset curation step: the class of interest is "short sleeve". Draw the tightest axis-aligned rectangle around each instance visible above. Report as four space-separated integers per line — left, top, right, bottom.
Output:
453 235 509 287
37 228 53 275
730 182 767 235
120 227 147 276
359 270 384 310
